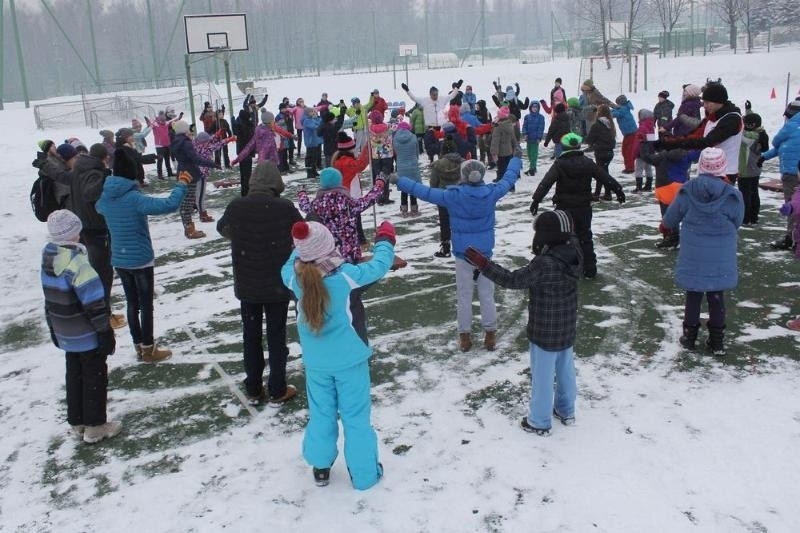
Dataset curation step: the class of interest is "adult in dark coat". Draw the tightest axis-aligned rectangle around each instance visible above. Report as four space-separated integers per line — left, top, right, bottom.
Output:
217 161 303 404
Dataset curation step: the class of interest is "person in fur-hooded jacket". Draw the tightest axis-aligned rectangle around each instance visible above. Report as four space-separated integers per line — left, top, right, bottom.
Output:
660 84 702 137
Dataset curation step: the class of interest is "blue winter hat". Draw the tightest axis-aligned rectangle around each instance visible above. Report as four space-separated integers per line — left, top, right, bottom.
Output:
319 167 343 190
442 121 456 133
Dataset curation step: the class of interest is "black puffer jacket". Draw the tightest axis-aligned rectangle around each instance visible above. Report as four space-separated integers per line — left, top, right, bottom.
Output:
71 154 110 233
544 112 571 146
532 150 623 209
584 118 616 153
217 163 302 303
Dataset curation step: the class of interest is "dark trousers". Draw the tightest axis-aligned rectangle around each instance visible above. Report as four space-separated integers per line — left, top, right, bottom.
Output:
495 155 512 180
279 149 290 172
357 214 367 245
437 205 451 242
372 158 394 202
241 300 290 398
214 145 230 168
116 267 154 346
81 231 113 309
685 291 725 329
66 350 108 427
400 192 418 208
416 133 425 156
305 145 322 178
295 129 303 157
561 205 595 275
349 288 369 345
593 150 613 197
239 156 253 196
156 146 173 177
738 176 761 224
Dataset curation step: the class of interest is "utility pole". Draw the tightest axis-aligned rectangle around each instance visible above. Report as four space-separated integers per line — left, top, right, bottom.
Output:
371 10 378 72
425 0 430 69
0 0 5 110
146 0 159 87
9 0 29 108
86 0 101 93
480 0 486 66
690 0 695 56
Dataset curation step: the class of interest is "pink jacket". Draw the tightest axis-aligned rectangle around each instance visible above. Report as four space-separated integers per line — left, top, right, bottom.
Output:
293 106 306 130
152 118 176 147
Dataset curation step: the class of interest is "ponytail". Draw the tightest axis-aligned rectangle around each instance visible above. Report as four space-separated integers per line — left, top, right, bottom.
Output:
295 261 329 334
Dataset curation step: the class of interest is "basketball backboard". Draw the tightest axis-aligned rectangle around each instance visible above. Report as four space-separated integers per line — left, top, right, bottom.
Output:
184 14 248 54
398 43 418 56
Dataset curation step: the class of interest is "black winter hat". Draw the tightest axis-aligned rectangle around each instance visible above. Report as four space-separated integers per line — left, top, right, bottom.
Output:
89 143 108 160
532 210 574 254
658 90 670 99
321 110 335 123
784 99 800 118
743 113 762 129
702 83 728 104
112 148 138 180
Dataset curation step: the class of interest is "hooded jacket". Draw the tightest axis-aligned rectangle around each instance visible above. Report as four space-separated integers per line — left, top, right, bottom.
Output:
611 101 637 136
170 133 216 183
217 164 302 303
584 117 616 154
662 175 744 291
761 112 800 175
490 118 517 157
429 153 464 189
662 96 702 137
654 99 675 126
522 106 545 141
70 153 110 233
638 142 697 206
544 112 571 146
739 128 769 178
369 122 393 159
393 128 421 182
406 87 460 127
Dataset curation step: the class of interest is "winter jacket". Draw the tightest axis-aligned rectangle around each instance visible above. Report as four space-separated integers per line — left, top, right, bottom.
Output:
194 137 229 179
662 175 744 291
654 99 675 126
346 105 367 131
233 123 292 166
280 241 394 373
318 114 345 158
35 154 71 210
424 129 443 159
639 142 696 206
739 129 769 178
583 86 615 109
234 95 267 151
393 128 421 182
302 115 323 148
490 118 517 157
41 242 109 352
298 180 385 263
96 177 187 268
540 85 567 114
662 97 702 137
170 134 216 183
584 118 616 154
152 118 176 148
522 110 545 141
532 150 623 209
210 117 232 140
566 108 583 135
429 153 463 189
292 106 305 131
762 113 800 175
70 153 110 233
441 127 477 159
463 91 477 110
396 158 522 258
369 123 393 160
366 94 388 115
406 87 459 127
544 112 571 146
491 93 530 121
332 149 371 199
410 107 426 134
133 126 152 154
481 241 582 351
633 116 656 159
199 109 216 133
217 173 302 303
611 101 637 136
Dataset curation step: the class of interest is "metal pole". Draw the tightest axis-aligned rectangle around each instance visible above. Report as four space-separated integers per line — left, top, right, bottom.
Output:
405 54 409 86
643 38 648 91
480 0 485 66
786 73 791 108
371 10 378 72
207 0 219 84
185 54 196 130
424 0 430 69
550 10 554 62
392 56 396 89
224 53 234 116
8 0 28 108
146 0 159 87
0 0 5 110
690 0 695 56
314 9 320 76
86 0 101 92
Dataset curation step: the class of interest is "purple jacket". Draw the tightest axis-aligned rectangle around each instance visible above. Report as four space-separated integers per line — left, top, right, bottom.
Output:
234 124 279 165
663 97 702 137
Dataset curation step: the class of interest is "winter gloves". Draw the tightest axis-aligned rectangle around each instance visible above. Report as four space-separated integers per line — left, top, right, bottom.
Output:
756 156 765 168
401 83 409 92
616 190 627 204
464 246 490 270
177 171 193 185
375 221 396 246
529 200 539 216
452 79 464 90
745 100 752 112
98 329 116 356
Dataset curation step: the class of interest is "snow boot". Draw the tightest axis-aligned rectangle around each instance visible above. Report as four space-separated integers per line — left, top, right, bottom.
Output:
400 205 409 218
110 313 127 329
70 425 85 440
434 241 451 258
269 384 297 406
631 177 643 193
679 323 700 350
410 204 420 217
184 223 206 239
705 325 726 356
313 467 331 487
83 421 122 444
459 332 472 352
642 176 653 191
134 343 143 361
483 330 496 351
655 233 680 249
199 210 214 223
141 343 172 363
553 409 576 426
520 417 551 436
769 235 794 250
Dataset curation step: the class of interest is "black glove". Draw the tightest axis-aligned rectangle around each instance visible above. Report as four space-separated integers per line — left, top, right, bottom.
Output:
515 82 520 93
616 190 626 204
529 200 539 216
178 111 184 120
455 79 464 89
97 329 116 356
543 141 549 148
651 140 664 150
355 108 361 115
493 81 501 91
401 83 409 92
745 100 752 111
464 246 490 270
756 156 765 168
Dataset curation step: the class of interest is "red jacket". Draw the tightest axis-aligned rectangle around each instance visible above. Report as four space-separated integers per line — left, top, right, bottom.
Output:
332 149 371 198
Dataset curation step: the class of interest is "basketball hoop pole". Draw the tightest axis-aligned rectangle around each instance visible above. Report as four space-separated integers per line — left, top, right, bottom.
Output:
185 54 197 131
223 50 234 119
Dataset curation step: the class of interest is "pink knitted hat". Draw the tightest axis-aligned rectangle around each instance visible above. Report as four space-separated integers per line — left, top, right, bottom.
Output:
697 147 727 176
396 121 412 130
497 106 510 120
292 221 335 262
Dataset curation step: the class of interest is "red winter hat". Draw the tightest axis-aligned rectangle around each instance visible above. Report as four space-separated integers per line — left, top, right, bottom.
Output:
369 110 384 124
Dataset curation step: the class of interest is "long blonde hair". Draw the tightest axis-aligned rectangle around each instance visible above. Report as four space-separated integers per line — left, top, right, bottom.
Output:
295 261 329 334
596 104 616 139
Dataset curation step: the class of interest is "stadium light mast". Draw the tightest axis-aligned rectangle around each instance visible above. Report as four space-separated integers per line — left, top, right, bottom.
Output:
8 0 29 108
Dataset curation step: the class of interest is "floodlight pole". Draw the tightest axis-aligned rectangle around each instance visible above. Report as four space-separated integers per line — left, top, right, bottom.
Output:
8 0 28 108
86 0 101 93
146 0 159 87
0 0 5 110
224 52 234 118
480 0 485 66
185 54 196 130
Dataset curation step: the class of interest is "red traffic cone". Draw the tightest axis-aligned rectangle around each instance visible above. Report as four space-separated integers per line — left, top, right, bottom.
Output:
770 87 776 99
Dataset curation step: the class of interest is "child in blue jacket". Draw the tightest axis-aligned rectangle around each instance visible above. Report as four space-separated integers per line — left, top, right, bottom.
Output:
281 220 396 490
522 102 546 175
612 95 638 173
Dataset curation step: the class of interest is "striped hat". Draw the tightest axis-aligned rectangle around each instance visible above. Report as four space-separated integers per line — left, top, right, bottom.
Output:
532 210 573 253
292 221 335 263
697 147 727 176
337 132 356 151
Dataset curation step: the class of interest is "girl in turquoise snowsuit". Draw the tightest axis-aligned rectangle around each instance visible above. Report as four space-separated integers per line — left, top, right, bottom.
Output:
281 220 396 490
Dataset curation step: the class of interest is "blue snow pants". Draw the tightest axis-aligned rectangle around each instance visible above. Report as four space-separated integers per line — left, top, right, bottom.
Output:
303 361 381 490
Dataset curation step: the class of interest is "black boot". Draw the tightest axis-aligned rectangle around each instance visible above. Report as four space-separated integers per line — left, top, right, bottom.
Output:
377 181 394 205
631 177 643 193
770 235 794 250
643 177 653 191
705 325 726 356
655 233 680 249
434 240 451 258
679 323 700 349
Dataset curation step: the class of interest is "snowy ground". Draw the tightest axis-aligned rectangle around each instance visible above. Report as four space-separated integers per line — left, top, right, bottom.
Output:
1 49 799 532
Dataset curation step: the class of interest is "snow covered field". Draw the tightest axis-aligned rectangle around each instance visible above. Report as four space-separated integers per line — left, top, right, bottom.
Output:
1 48 799 532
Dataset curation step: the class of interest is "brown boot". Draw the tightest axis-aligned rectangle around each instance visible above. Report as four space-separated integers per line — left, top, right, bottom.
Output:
459 332 472 352
184 223 206 239
135 343 143 361
109 313 127 329
199 210 214 223
484 330 496 351
140 343 172 363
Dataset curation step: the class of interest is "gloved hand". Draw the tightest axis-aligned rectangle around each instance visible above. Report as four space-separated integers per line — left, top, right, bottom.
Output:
375 220 396 245
454 79 464 89
515 82 520 93
651 140 664 150
97 329 116 356
616 190 627 204
464 246 490 270
658 222 670 235
178 112 184 120
745 100 752 111
177 171 192 185
401 83 409 92
539 99 547 105
144 116 151 126
756 156 765 168
493 81 501 91
779 202 793 217
387 173 399 184
529 200 539 216
543 140 549 148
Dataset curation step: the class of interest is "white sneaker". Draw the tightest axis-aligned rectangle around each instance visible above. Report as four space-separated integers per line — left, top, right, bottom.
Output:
83 421 122 444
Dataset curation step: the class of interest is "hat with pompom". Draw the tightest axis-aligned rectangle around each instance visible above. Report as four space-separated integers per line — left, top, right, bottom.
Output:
291 221 336 263
697 147 727 176
460 160 486 184
396 121 412 131
561 132 583 149
336 131 356 151
369 110 384 124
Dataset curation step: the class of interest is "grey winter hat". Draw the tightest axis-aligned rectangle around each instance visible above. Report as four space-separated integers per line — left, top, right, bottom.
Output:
460 160 486 184
261 109 275 124
615 94 628 106
47 209 82 243
172 120 190 135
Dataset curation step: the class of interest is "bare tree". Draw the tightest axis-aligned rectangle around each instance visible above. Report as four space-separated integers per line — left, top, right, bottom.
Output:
709 0 746 50
652 0 689 51
568 0 613 69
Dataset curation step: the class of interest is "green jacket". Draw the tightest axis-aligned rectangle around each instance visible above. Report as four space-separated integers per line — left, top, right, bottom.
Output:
347 105 366 131
410 108 425 134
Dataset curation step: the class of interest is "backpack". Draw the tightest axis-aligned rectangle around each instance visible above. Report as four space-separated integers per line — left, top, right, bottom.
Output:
30 174 59 222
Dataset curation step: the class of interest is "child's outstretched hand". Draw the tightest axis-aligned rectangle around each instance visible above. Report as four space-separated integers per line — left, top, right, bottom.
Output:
464 246 489 270
375 221 396 245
